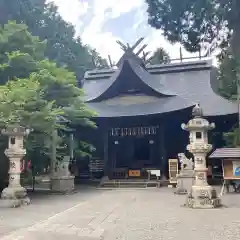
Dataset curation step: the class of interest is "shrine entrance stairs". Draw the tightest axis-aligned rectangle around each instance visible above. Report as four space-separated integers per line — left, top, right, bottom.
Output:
98 177 168 189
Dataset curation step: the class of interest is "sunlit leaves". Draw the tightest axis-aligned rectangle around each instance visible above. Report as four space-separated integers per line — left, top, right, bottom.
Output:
0 22 96 163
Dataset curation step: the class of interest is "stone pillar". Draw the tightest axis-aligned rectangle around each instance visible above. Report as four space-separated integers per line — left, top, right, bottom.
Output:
181 104 221 208
1 125 31 208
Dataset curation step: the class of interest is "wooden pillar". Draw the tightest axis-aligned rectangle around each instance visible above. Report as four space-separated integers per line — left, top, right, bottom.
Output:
149 139 155 165
159 123 167 179
128 137 133 168
103 128 109 176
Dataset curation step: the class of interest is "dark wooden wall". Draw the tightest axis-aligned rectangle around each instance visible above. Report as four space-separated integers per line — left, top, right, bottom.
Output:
74 109 236 178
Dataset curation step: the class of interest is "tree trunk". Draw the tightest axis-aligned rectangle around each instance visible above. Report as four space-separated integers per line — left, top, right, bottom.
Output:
50 129 58 176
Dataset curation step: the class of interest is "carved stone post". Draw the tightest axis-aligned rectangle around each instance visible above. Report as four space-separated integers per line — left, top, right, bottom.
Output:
1 125 31 207
175 153 194 195
51 156 75 193
181 104 221 208
50 129 75 193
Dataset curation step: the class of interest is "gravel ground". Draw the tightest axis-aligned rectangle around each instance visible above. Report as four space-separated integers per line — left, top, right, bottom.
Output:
0 187 240 240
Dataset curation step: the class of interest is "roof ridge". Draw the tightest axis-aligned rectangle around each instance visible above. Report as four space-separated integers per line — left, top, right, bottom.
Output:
86 56 178 102
126 57 176 96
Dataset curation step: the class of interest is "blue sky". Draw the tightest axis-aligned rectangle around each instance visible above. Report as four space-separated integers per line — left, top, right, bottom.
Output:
50 0 199 63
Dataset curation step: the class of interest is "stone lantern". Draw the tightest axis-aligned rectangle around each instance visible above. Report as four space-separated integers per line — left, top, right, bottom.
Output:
1 125 31 207
181 104 221 208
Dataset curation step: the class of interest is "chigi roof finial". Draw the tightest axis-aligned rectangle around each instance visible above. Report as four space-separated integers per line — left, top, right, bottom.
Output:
116 37 148 67
116 37 145 53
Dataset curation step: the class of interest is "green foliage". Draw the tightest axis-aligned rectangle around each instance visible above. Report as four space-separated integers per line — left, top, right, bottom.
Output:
145 0 239 95
224 127 240 147
0 22 96 171
0 21 46 61
217 47 238 99
0 75 63 142
149 47 170 65
145 0 240 52
90 49 109 69
71 139 96 158
0 0 46 27
146 0 239 145
32 61 97 127
0 0 108 80
0 78 44 125
0 22 46 84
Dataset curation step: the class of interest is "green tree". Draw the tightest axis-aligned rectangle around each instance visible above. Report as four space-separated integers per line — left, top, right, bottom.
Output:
149 47 170 65
224 127 240 147
218 47 238 100
145 0 239 96
35 60 96 128
0 0 45 28
0 76 63 165
0 22 46 84
0 22 96 170
0 0 108 80
90 49 109 69
0 78 60 127
146 0 240 141
146 1 240 53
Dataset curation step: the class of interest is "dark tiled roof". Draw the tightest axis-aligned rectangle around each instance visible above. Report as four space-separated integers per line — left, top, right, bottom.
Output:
209 148 240 159
84 57 175 102
87 94 193 117
82 59 238 117
153 66 237 116
147 60 211 74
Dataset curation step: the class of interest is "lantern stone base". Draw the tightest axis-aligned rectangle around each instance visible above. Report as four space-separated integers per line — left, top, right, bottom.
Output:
1 186 30 208
175 170 194 195
185 185 221 209
51 176 75 193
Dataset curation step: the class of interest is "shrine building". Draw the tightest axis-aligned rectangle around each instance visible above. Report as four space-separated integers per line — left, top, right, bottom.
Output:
79 40 238 180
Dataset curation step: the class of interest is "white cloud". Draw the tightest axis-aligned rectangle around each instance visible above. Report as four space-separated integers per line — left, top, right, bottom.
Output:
51 0 197 62
80 0 145 61
48 0 88 26
85 31 123 63
145 30 193 60
92 0 143 19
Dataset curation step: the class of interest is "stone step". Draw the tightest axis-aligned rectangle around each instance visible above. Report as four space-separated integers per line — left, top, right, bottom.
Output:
99 180 160 188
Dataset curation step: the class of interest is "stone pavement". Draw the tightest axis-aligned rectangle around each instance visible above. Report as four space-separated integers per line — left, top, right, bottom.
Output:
1 187 240 239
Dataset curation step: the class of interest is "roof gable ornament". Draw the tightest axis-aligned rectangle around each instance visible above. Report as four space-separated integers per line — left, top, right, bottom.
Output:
116 37 144 53
116 37 150 67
